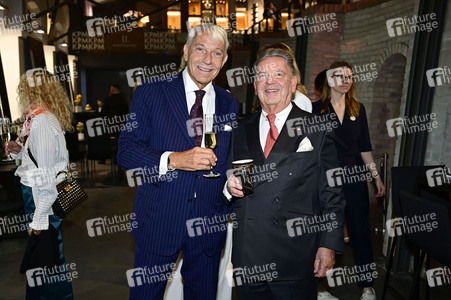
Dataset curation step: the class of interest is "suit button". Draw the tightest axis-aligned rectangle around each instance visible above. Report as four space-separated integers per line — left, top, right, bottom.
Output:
274 197 279 202
273 220 278 224
188 199 192 203
195 175 200 179
287 172 292 176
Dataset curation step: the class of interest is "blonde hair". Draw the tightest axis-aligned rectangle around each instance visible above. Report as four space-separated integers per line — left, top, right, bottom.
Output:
256 43 308 96
320 61 360 118
17 71 74 132
178 24 229 71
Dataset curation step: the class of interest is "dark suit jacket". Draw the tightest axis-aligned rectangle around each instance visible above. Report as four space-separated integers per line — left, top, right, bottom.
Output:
117 71 239 256
231 104 345 280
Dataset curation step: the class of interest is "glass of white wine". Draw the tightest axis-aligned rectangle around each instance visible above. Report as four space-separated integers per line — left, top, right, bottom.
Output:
203 114 220 178
1 118 13 161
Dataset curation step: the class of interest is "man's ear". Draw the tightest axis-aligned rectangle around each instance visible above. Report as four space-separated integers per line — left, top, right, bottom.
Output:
221 53 228 68
291 76 297 94
183 44 189 63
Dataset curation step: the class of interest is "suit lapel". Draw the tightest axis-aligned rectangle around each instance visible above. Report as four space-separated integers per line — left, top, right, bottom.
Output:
165 73 196 146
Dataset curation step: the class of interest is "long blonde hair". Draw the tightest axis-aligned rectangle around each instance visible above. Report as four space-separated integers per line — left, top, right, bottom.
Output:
17 71 74 132
320 61 360 117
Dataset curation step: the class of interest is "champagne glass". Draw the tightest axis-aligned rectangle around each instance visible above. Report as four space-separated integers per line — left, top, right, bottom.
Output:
1 118 13 161
203 114 220 178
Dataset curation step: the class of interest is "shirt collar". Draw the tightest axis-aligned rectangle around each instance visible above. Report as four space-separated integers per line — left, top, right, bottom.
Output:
261 103 293 121
183 68 213 97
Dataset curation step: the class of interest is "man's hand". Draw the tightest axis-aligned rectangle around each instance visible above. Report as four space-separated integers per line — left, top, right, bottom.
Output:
28 228 41 236
226 174 244 198
6 140 22 155
314 247 335 277
169 147 216 171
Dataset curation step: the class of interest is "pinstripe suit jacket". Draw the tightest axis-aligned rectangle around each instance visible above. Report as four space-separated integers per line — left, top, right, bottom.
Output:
117 72 239 256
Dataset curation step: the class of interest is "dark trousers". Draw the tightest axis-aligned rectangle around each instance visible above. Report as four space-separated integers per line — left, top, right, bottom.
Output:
237 278 318 300
22 184 74 300
129 235 222 300
343 180 375 288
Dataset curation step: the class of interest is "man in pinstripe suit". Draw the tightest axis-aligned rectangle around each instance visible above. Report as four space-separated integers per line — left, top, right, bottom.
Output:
117 24 239 300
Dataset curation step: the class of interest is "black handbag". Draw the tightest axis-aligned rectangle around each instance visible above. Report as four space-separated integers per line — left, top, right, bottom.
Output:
28 148 88 219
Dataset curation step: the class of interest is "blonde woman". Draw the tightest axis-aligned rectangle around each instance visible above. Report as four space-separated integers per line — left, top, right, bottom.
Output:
7 71 74 299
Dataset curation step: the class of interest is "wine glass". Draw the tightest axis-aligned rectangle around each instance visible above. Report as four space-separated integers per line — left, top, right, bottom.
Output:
1 118 13 161
203 114 220 178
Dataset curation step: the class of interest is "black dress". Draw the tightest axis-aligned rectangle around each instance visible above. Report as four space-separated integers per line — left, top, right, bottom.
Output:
313 101 376 288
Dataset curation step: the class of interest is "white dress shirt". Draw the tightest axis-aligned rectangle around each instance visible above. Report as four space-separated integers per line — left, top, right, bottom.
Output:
13 113 69 230
159 68 216 175
259 103 293 151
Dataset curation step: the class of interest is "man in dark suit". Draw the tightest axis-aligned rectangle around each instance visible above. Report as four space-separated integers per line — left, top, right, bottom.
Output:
117 24 239 299
226 46 345 299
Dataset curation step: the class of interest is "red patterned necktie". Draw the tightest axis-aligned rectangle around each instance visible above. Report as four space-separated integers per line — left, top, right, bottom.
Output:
189 90 206 146
263 114 279 158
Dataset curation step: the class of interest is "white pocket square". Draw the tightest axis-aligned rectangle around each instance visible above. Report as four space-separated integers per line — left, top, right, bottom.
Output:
296 137 314 152
224 124 233 132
